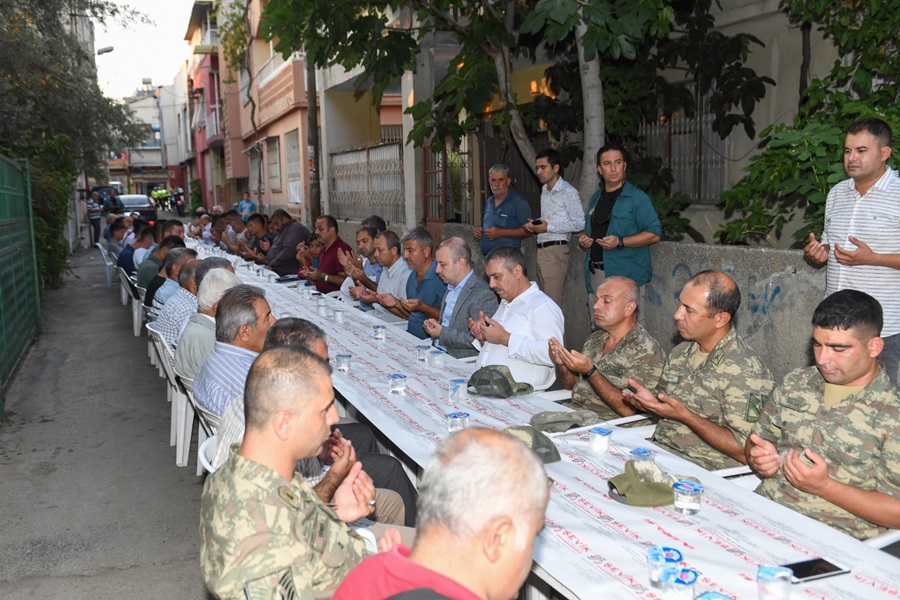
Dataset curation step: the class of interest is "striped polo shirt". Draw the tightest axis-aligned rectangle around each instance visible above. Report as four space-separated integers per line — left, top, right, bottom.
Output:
822 166 900 336
193 342 259 416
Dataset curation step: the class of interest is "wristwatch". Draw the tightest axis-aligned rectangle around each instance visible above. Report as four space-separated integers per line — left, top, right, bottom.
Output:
617 238 625 250
324 274 329 283
581 365 597 380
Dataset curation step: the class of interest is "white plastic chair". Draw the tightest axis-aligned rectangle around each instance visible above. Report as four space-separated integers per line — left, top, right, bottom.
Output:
147 322 196 469
115 266 131 306
199 435 218 475
96 243 114 287
132 285 148 337
176 370 220 476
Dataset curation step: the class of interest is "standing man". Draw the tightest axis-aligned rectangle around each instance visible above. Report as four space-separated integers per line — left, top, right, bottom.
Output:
303 215 353 293
804 117 900 381
424 237 499 358
624 271 775 470
470 246 564 390
394 228 447 339
473 164 532 257
550 276 665 420
355 230 412 324
523 148 584 308
86 191 102 244
265 209 310 276
579 144 662 310
747 290 900 540
236 191 256 222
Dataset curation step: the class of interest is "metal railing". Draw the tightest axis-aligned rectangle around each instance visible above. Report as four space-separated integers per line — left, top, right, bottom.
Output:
329 142 405 224
0 155 41 418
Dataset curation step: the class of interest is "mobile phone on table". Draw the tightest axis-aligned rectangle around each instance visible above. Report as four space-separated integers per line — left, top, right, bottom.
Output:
781 558 850 583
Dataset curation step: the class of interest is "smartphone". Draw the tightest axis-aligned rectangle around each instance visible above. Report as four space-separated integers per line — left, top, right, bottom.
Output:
531 219 544 225
781 558 850 583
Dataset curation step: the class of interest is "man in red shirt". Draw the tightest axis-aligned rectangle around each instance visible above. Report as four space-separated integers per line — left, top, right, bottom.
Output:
333 428 550 600
303 215 354 293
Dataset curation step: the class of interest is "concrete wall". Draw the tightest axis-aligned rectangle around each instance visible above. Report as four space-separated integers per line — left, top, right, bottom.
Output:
442 224 826 382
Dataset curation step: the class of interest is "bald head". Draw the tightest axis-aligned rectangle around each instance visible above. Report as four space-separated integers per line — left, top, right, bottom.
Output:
592 276 639 332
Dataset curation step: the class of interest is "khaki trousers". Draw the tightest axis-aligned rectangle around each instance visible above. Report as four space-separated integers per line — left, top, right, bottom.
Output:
537 243 569 308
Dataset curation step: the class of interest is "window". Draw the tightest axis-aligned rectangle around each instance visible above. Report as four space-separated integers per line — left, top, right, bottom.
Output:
267 137 282 192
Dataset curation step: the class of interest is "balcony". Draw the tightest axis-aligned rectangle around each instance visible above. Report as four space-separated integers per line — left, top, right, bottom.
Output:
193 28 218 54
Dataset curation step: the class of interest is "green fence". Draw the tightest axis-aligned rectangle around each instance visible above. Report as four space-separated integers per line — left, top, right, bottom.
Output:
0 155 41 419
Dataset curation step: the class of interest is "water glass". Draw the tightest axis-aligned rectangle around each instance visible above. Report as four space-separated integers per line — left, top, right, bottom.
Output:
757 566 792 600
630 447 655 463
316 295 328 317
427 350 445 369
333 308 345 324
448 378 468 404
673 481 704 515
387 373 407 394
446 411 470 432
415 345 431 362
588 427 612 455
647 546 683 588
373 325 386 340
335 354 351 372
267 272 277 283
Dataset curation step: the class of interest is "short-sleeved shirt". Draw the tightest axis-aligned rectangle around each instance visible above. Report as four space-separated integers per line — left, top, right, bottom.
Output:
752 366 900 539
821 167 900 336
314 236 354 293
193 342 258 416
333 544 481 600
480 189 532 255
569 324 666 421
375 258 412 323
200 448 366 599
237 199 257 221
652 328 775 470
405 260 447 339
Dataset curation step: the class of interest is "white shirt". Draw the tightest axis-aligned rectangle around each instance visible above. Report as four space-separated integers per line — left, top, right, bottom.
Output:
475 281 564 390
537 176 583 244
822 166 900 336
374 257 412 323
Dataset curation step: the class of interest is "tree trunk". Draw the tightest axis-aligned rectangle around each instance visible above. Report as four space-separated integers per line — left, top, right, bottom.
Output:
307 56 321 219
576 17 604 207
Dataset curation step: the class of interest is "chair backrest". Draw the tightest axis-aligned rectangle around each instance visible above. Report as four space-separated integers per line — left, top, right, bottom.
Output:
178 373 221 433
147 321 180 388
199 435 218 474
116 266 140 299
96 243 114 267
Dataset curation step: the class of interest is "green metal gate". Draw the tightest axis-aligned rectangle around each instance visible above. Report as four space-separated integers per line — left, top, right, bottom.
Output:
0 155 42 419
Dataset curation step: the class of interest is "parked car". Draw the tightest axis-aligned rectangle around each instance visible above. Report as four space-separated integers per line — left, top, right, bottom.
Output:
119 194 158 224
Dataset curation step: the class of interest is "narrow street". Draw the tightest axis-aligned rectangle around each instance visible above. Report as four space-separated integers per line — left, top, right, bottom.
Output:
0 232 207 599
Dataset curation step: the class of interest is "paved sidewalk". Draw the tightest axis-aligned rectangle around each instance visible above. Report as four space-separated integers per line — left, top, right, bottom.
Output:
0 242 207 599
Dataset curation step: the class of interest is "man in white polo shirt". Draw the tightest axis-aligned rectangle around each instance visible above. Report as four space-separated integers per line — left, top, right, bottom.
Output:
354 230 411 324
805 117 900 381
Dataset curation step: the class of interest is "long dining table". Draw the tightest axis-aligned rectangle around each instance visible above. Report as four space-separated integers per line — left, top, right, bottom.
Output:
197 246 900 599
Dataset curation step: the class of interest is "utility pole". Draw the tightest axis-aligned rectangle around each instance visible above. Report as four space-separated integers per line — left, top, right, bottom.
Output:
306 56 321 219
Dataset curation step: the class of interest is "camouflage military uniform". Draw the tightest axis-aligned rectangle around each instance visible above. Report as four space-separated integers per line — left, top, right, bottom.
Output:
753 365 900 539
200 448 367 599
567 324 665 421
653 328 774 470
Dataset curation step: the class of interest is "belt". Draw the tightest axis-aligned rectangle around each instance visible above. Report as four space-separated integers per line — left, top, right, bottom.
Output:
536 240 568 249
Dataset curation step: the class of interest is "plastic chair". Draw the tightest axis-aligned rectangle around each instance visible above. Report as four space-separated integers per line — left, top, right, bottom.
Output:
147 322 196 469
115 266 132 306
132 286 148 337
176 370 221 476
96 243 114 287
199 435 218 475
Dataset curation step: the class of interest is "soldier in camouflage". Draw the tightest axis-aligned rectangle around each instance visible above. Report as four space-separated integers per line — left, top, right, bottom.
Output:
550 276 665 421
624 271 775 470
747 290 900 539
200 347 399 599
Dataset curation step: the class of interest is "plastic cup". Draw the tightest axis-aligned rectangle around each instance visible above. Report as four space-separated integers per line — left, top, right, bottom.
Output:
333 308 345 324
447 411 470 432
428 350 445 368
387 373 407 394
630 447 655 463
316 296 328 317
449 378 468 403
373 325 386 340
588 427 612 455
757 566 793 600
415 345 431 362
659 567 698 600
267 272 277 283
335 354 351 372
673 481 704 515
647 546 683 588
